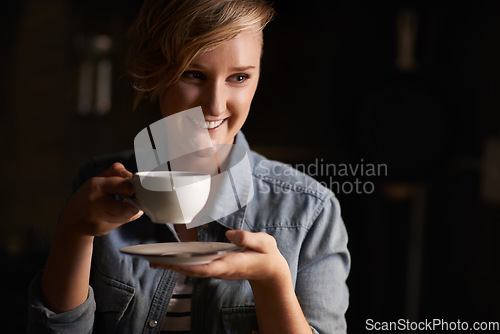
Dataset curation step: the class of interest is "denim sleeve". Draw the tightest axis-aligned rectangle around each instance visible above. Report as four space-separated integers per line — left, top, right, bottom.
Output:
295 194 350 334
27 271 96 333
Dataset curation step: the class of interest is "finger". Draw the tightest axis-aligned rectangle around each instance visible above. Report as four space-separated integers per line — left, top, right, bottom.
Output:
114 196 143 219
81 176 140 224
86 177 139 219
99 162 133 178
158 263 224 278
99 176 135 197
101 195 144 222
129 208 144 221
226 230 275 253
170 250 256 279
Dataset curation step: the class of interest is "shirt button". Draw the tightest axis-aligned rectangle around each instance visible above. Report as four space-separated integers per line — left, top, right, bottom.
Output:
149 320 158 328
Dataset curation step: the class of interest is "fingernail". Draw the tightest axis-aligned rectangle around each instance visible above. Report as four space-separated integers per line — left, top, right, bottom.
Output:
131 209 143 216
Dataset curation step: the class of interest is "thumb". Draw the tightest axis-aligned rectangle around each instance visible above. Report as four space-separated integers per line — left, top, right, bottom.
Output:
100 162 133 178
226 230 245 245
226 230 274 253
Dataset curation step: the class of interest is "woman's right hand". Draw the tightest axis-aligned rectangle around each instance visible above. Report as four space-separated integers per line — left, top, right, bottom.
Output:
58 162 143 238
42 162 142 313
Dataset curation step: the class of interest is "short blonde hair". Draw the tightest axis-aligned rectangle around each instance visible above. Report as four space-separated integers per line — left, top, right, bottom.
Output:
128 0 275 107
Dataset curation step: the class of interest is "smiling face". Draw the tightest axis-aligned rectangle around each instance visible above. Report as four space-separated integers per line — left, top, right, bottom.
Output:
159 29 262 146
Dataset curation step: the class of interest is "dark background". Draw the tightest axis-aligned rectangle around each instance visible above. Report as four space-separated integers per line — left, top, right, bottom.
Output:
2 0 500 332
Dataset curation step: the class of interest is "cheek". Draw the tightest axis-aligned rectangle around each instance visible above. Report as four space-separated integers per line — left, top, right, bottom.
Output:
226 86 256 133
160 83 201 117
228 82 258 114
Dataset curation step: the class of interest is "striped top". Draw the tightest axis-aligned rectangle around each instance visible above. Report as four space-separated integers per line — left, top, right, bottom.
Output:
161 274 193 334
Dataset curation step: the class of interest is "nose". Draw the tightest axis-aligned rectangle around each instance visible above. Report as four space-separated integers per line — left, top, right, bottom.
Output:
201 80 226 117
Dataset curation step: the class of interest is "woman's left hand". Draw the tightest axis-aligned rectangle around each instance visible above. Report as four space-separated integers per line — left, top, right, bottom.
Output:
150 230 289 283
154 230 312 334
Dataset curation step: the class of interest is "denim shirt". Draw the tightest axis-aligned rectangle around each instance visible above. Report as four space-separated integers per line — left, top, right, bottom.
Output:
28 132 350 334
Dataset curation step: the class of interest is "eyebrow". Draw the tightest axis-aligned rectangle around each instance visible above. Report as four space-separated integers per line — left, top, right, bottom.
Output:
230 65 256 71
189 63 256 72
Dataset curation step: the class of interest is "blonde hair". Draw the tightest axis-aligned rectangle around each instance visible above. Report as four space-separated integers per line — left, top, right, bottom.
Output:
128 0 275 107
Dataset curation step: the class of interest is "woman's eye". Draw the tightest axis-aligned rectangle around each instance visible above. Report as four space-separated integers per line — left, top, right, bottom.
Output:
182 71 205 80
228 73 249 83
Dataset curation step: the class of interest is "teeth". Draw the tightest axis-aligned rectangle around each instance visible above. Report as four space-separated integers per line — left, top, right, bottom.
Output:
191 117 223 129
207 120 223 129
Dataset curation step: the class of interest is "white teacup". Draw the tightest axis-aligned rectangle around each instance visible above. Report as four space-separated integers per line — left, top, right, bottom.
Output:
127 171 211 224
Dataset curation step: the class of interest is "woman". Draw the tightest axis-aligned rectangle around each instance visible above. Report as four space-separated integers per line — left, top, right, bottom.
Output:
28 0 350 333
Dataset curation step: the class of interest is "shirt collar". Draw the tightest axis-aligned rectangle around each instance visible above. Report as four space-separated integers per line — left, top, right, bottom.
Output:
197 131 253 231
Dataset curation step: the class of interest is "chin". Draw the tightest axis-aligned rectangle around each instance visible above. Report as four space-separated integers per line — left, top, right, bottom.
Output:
209 133 227 145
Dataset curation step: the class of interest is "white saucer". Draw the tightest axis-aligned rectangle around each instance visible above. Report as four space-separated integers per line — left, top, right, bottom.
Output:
120 242 243 266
